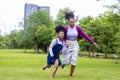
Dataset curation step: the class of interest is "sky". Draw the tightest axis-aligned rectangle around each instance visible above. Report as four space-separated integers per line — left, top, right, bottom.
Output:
0 0 118 35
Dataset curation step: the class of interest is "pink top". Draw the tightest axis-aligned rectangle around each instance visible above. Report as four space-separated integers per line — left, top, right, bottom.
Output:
64 26 95 44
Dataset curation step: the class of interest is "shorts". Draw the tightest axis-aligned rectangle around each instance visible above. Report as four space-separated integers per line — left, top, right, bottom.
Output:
62 40 79 65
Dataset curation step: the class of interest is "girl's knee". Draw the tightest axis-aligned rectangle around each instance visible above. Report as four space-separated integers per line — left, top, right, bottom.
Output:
54 59 59 68
54 65 58 68
54 63 58 68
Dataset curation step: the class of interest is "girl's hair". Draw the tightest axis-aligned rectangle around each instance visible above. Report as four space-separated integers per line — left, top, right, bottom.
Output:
65 11 75 20
55 25 65 33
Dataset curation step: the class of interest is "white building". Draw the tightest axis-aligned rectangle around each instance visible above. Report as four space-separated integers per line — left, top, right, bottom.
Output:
24 3 50 19
24 3 50 29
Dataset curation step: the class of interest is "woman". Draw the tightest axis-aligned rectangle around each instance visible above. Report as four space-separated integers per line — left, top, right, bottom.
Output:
62 11 98 77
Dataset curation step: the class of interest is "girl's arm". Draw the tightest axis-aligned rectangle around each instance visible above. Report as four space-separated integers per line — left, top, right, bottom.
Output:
49 39 56 57
62 41 68 52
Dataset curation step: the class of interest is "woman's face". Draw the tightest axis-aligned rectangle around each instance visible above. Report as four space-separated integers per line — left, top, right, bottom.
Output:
58 31 64 40
68 18 75 27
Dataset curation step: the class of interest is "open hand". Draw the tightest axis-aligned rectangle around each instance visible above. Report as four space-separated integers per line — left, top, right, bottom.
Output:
93 42 98 48
50 54 54 58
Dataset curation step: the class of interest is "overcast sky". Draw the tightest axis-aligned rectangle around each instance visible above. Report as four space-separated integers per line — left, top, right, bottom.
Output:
0 0 118 35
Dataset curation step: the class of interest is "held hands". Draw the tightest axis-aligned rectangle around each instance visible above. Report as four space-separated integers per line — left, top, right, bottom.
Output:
65 43 69 48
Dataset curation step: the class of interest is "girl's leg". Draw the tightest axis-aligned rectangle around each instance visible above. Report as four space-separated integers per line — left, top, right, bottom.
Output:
69 64 75 77
42 64 51 70
50 59 59 78
43 53 51 70
42 64 47 70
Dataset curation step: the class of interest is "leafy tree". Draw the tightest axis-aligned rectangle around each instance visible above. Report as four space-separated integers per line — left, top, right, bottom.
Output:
55 7 79 26
0 36 4 48
79 11 120 57
25 10 50 53
16 30 33 49
79 16 95 57
9 30 18 48
35 25 55 52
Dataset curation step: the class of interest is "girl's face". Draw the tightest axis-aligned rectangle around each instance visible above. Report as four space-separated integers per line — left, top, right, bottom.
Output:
58 31 64 40
68 18 75 27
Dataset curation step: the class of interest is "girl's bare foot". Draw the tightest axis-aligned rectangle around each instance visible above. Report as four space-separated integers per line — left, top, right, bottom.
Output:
42 65 51 70
42 66 47 70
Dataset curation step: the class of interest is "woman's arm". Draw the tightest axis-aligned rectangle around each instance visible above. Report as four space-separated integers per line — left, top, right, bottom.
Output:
77 26 95 44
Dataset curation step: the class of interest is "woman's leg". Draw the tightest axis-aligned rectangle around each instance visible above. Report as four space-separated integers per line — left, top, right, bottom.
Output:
50 59 59 78
69 64 75 77
61 64 65 69
69 41 79 77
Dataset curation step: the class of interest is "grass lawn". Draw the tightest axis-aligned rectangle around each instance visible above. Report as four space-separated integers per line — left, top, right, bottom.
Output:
0 49 120 80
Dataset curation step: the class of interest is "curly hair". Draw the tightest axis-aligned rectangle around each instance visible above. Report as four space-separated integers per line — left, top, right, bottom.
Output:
55 24 65 33
65 11 75 20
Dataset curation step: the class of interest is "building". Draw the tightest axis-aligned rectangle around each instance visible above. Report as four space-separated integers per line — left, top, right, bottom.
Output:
24 3 50 19
24 3 50 29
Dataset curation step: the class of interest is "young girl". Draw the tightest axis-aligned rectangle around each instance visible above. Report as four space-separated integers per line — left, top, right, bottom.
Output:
42 25 67 78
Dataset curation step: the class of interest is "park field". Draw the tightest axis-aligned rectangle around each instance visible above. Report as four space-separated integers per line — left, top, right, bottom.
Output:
0 49 120 80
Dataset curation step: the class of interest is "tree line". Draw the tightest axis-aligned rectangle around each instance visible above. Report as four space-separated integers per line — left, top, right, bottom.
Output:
0 3 120 56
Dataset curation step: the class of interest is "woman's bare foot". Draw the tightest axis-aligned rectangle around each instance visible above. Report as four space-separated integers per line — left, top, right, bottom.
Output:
50 75 54 78
69 75 72 78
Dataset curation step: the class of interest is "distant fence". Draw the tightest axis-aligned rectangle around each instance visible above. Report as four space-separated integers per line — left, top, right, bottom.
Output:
79 51 120 59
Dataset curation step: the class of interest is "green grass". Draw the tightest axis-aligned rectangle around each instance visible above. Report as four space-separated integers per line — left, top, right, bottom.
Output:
0 49 120 80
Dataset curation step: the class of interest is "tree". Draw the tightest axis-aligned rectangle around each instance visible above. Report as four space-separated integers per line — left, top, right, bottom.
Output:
78 0 120 57
9 30 18 48
16 30 33 49
79 10 120 57
79 16 95 57
36 25 55 52
55 7 71 26
55 7 79 26
104 2 120 55
0 36 4 48
25 10 50 53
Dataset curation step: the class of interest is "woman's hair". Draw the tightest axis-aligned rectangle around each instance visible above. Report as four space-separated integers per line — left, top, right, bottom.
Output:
55 24 65 33
65 11 75 20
